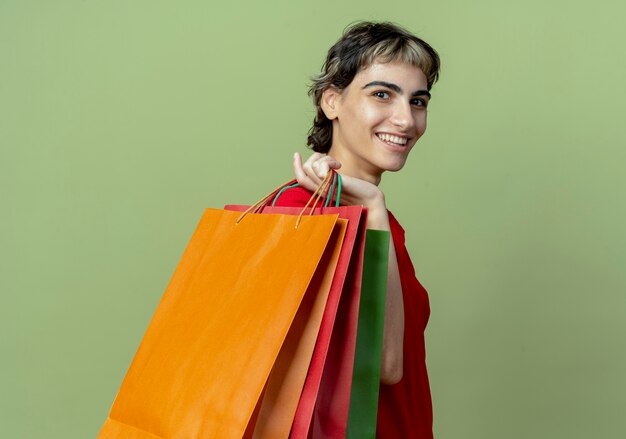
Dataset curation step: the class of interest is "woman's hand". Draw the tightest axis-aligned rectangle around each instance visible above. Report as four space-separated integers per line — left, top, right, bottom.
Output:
292 152 385 209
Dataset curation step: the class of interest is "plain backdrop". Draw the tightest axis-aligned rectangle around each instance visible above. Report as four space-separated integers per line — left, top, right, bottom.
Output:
1 1 625 438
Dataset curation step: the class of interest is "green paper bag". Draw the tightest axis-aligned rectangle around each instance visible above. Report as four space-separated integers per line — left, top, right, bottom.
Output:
346 229 390 439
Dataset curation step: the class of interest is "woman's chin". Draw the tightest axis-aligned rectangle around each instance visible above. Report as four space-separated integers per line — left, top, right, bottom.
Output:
380 157 409 173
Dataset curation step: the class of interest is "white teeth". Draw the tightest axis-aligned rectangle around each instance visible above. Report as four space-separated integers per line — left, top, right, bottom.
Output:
377 133 407 145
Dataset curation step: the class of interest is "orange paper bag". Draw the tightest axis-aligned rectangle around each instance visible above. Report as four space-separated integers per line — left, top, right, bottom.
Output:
99 208 339 439
226 205 357 439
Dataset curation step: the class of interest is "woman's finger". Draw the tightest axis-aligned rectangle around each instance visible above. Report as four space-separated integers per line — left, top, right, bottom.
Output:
312 154 341 179
317 160 330 178
302 153 322 179
305 154 329 184
293 152 318 191
294 152 344 191
319 155 342 170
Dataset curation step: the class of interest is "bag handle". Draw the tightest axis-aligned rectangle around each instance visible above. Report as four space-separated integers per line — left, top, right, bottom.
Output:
271 173 342 208
236 171 341 228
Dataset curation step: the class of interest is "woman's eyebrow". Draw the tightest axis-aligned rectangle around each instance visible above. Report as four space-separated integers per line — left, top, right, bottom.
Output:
363 80 402 93
362 81 431 99
413 90 431 99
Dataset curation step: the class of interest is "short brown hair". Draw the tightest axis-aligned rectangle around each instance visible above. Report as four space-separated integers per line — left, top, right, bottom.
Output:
307 21 441 153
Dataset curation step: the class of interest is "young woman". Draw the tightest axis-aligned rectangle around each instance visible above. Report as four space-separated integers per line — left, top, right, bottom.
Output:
274 21 441 438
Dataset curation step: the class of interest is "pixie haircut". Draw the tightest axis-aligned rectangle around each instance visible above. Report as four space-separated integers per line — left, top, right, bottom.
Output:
307 21 441 153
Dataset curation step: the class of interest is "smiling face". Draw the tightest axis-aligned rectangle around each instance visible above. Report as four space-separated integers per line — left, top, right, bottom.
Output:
322 61 430 183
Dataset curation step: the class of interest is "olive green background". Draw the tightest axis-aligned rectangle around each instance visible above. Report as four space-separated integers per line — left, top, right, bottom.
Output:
2 1 625 438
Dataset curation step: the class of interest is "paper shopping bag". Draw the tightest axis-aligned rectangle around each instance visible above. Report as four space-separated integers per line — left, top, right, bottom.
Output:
289 206 365 439
226 204 365 439
98 208 340 439
261 177 370 439
346 229 390 439
305 215 368 439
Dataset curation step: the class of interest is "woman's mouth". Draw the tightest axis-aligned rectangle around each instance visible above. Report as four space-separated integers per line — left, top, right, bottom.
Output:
376 133 408 147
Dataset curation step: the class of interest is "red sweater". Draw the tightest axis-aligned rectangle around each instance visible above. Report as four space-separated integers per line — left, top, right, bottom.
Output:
273 186 433 439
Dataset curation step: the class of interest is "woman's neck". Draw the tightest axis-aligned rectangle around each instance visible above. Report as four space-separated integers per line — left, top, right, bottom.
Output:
327 146 383 186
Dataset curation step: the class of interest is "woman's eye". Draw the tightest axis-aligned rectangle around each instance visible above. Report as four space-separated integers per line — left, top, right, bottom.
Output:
411 98 427 107
373 91 390 99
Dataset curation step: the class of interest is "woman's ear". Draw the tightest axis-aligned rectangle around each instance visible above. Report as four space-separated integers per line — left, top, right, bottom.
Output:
320 86 341 120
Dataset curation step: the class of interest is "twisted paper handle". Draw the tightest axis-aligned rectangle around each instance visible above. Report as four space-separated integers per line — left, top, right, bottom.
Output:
235 171 339 228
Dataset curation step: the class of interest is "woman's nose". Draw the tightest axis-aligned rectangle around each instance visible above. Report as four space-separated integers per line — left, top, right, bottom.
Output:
390 102 415 131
